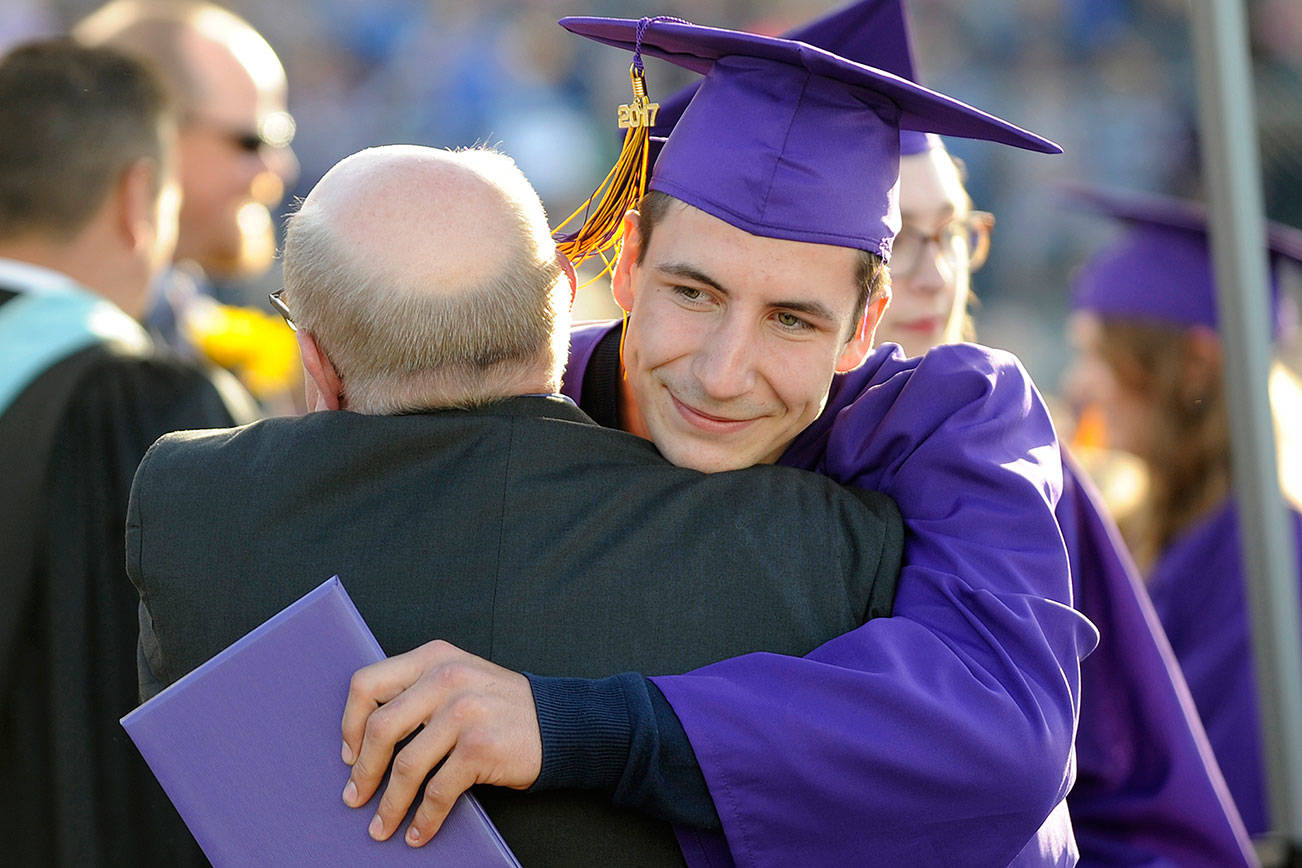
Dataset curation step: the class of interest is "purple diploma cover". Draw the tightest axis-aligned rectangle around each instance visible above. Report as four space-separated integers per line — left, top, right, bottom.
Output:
122 577 521 866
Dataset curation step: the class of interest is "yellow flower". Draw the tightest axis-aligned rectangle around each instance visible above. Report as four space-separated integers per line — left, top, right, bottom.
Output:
187 302 299 398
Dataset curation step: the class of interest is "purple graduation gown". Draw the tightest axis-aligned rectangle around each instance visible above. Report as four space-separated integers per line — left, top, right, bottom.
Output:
1147 499 1302 838
564 323 1097 866
1059 461 1254 865
565 321 1255 866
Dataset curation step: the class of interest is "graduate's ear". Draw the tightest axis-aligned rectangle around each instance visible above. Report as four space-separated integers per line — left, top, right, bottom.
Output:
296 329 342 412
611 210 642 313
835 289 892 374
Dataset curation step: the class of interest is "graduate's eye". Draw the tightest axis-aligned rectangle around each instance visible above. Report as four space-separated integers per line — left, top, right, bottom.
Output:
672 285 709 304
774 311 813 332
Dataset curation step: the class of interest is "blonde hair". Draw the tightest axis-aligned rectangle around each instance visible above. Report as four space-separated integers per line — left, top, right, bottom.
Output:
1095 319 1231 568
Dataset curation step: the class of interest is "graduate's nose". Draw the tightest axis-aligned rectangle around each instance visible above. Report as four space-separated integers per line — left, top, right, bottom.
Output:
691 316 758 401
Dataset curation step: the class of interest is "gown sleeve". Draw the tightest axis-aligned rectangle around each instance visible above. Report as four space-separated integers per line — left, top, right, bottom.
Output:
651 344 1099 867
1060 459 1255 867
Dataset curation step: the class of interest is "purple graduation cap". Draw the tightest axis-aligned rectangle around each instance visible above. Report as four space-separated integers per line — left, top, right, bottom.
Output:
562 14 1058 260
1068 185 1302 333
645 0 921 156
646 0 936 161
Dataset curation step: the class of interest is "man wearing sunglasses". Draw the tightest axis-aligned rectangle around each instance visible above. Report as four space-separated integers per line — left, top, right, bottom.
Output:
75 1 298 366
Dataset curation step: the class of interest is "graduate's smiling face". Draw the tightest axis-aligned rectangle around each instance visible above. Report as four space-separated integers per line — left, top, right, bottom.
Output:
611 200 882 473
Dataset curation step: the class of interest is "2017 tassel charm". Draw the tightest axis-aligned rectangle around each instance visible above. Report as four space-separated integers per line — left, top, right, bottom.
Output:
618 65 660 130
552 63 659 286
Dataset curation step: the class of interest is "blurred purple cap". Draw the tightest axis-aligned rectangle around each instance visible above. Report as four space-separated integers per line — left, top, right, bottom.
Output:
1068 185 1302 333
564 14 1058 258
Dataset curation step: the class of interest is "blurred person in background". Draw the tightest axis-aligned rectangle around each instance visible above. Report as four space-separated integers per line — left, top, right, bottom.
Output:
885 130 1256 867
75 0 301 407
0 39 254 865
1064 187 1302 840
647 3 1255 860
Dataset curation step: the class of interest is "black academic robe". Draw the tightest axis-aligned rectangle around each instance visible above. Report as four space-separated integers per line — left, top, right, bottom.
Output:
0 285 251 866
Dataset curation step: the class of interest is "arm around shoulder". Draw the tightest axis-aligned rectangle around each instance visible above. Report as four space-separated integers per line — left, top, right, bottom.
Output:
651 345 1099 866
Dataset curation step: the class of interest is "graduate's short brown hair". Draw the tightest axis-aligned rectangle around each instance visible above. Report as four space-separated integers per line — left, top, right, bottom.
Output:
0 40 173 242
634 190 890 342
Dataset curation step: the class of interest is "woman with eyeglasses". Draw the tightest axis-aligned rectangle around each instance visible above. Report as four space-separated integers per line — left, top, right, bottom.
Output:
1062 186 1302 838
872 132 992 357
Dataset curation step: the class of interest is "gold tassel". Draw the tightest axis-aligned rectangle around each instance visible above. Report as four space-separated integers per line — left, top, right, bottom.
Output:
553 64 659 287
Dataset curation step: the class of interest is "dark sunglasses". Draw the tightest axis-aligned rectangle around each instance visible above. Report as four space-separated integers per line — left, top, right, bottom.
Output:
186 110 296 154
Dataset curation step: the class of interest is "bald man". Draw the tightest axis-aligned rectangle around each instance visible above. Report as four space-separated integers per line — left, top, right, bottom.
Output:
126 145 902 862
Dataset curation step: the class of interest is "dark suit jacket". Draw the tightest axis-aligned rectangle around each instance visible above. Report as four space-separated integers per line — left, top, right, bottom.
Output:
127 395 902 866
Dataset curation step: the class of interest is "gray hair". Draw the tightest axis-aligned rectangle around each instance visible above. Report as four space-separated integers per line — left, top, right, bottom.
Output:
282 148 568 413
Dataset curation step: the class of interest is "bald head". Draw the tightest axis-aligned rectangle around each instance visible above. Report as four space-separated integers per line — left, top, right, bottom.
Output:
284 146 570 414
74 1 288 112
303 146 549 299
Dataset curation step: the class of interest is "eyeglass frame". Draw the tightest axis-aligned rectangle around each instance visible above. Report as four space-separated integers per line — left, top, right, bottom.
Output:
889 210 995 277
269 289 296 332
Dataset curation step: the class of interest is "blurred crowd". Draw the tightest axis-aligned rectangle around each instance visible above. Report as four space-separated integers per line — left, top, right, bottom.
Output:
3 0 1299 389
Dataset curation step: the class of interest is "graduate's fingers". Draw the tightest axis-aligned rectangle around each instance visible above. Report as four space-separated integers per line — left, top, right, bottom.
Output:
402 750 481 847
341 640 459 766
365 719 458 842
344 664 454 808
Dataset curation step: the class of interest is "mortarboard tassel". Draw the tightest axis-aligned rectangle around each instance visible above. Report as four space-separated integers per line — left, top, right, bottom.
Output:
552 63 658 286
552 18 678 287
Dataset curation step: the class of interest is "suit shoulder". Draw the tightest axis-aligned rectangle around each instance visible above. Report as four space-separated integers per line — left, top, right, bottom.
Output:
142 417 290 480
712 463 898 533
512 408 668 465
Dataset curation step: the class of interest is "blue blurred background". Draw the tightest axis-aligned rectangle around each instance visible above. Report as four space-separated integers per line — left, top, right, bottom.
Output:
5 0 1299 390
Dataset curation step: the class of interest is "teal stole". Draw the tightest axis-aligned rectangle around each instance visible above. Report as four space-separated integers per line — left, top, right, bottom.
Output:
0 283 148 416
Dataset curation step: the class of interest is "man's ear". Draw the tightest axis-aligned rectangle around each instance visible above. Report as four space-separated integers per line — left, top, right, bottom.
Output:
611 210 642 313
116 158 160 253
296 329 343 412
835 290 892 374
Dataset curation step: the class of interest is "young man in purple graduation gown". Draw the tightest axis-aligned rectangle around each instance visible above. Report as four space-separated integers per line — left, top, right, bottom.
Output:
688 3 1250 862
1065 185 1302 841
341 12 1099 866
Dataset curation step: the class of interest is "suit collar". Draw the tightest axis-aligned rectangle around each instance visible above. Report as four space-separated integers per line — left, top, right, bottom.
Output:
402 393 598 426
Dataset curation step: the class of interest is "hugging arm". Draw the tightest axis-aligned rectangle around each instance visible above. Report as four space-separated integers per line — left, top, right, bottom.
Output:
650 347 1098 866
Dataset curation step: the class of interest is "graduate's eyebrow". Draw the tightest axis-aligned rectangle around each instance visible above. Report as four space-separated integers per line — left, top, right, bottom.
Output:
655 262 840 324
655 262 728 294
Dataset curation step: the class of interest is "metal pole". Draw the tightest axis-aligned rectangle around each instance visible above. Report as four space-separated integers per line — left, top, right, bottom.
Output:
1187 0 1302 846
